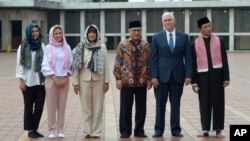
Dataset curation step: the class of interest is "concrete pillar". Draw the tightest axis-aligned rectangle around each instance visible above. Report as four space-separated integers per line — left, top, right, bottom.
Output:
207 9 212 23
184 9 190 34
121 10 126 41
100 10 105 44
142 10 147 41
41 13 48 44
2 16 11 50
229 8 234 51
60 11 65 29
80 10 85 40
22 17 29 41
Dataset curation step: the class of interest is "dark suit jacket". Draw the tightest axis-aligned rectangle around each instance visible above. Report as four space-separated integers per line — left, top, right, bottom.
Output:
150 30 192 83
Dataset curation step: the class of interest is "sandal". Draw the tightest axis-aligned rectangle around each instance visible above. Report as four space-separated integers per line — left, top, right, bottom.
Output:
197 132 209 137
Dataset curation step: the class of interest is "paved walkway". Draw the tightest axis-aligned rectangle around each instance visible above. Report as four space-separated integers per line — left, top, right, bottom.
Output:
0 52 249 141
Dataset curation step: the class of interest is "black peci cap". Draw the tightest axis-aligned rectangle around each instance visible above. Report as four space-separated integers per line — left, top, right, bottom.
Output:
129 21 142 29
197 17 210 28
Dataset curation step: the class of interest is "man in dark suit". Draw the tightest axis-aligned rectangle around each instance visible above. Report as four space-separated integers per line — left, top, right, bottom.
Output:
150 12 192 138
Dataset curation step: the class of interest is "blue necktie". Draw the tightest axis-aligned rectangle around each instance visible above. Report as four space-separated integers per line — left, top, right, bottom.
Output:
169 33 174 53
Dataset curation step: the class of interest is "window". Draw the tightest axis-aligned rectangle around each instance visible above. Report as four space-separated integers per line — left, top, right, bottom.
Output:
212 9 229 32
65 11 80 34
235 9 250 32
220 36 229 50
190 9 206 33
11 21 22 49
47 11 60 33
66 36 80 49
105 11 121 33
147 10 163 33
235 36 250 50
126 10 142 32
85 10 100 30
173 10 185 32
105 36 121 50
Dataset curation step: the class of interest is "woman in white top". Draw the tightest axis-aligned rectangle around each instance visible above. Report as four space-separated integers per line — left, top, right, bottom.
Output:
41 25 72 139
72 24 110 138
16 23 46 138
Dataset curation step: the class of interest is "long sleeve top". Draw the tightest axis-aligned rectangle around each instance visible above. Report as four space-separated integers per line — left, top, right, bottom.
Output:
113 38 150 87
16 43 46 87
41 45 73 77
72 44 110 85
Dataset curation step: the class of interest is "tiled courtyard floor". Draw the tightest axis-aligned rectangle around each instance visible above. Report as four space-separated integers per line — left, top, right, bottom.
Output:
0 51 249 141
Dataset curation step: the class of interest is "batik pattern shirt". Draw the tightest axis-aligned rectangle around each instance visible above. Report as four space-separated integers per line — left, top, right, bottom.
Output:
113 38 150 87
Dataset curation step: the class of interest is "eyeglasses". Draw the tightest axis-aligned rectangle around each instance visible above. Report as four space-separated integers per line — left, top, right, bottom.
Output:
130 29 142 32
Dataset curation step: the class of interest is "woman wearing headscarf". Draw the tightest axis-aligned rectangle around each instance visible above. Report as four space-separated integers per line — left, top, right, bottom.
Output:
41 25 73 139
16 23 45 138
72 24 110 138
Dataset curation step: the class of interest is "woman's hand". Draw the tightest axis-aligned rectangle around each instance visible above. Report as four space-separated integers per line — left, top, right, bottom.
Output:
74 84 80 95
151 78 159 88
116 80 122 90
192 84 199 94
19 79 26 92
103 83 109 93
53 76 69 88
147 80 152 90
223 81 230 87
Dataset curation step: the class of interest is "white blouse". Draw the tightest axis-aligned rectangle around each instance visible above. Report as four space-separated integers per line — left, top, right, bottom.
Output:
41 45 73 77
16 43 46 87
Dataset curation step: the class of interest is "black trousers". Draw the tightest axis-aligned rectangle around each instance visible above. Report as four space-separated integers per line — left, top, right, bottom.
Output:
119 87 147 136
22 85 45 131
198 69 225 131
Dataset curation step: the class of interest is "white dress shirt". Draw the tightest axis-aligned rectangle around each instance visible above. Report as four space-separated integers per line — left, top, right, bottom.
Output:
165 28 176 48
41 45 73 77
16 43 46 87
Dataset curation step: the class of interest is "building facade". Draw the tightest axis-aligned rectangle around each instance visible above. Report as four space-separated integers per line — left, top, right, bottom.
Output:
0 0 250 51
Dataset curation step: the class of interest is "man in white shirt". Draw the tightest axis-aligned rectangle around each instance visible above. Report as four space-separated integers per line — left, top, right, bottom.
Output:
150 12 192 138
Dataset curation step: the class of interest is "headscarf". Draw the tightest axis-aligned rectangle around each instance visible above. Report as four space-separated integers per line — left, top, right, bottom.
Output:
72 24 104 75
84 24 102 49
25 23 42 49
20 23 43 72
47 25 71 70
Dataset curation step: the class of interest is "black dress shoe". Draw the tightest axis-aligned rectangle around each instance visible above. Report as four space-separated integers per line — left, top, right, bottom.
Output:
172 133 183 137
28 131 39 138
120 134 130 138
152 134 162 138
34 131 44 137
134 134 147 138
92 136 100 138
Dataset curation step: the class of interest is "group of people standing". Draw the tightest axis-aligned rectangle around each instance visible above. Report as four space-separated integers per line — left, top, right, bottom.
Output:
16 11 230 139
114 12 230 139
16 23 109 139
